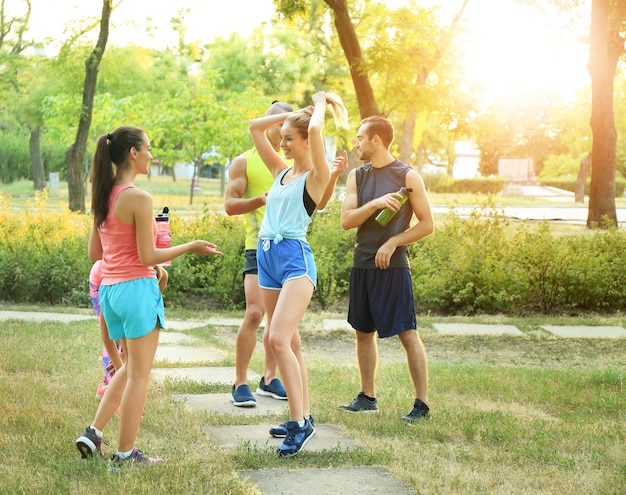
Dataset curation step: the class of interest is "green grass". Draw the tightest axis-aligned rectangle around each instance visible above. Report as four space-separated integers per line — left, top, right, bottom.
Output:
3 177 626 213
0 310 624 494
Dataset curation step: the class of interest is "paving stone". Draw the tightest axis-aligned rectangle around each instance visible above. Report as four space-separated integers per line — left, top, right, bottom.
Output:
433 323 523 336
159 331 197 344
239 466 414 495
322 319 352 331
152 366 259 386
541 325 626 338
173 392 285 416
154 346 225 364
203 423 358 451
165 319 209 331
206 317 265 328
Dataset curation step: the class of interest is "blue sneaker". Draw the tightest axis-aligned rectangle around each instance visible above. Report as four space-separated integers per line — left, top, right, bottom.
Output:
276 418 315 457
231 384 256 407
270 414 314 438
256 377 287 400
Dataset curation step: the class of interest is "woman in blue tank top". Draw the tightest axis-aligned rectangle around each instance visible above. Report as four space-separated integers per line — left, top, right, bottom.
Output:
249 91 348 457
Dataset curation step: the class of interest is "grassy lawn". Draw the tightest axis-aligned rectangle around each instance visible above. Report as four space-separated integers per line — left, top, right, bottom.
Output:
3 177 626 214
0 309 624 494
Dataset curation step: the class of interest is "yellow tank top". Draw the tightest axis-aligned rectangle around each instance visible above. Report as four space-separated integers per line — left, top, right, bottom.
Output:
242 149 292 249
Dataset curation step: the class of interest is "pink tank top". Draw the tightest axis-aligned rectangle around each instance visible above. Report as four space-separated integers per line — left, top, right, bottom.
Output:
99 184 157 285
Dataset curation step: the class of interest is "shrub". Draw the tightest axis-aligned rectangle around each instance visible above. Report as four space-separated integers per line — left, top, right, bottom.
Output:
3 196 626 315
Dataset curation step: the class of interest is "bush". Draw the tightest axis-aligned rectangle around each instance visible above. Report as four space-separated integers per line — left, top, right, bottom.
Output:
430 178 506 195
3 196 626 315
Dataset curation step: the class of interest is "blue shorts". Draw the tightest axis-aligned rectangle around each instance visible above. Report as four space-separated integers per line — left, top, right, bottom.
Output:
348 267 416 338
99 277 165 340
243 249 258 278
257 238 316 290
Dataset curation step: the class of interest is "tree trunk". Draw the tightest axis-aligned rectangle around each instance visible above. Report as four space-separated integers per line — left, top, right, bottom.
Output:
324 0 380 118
67 0 112 213
574 153 591 203
30 127 46 190
399 109 417 165
586 0 624 228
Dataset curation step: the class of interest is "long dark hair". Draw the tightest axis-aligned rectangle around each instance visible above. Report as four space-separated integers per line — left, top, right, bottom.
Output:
91 125 146 227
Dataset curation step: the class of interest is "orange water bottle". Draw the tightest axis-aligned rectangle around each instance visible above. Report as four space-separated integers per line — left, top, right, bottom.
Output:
155 206 172 266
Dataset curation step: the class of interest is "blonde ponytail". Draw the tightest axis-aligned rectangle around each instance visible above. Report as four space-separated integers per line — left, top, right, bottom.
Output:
324 92 350 130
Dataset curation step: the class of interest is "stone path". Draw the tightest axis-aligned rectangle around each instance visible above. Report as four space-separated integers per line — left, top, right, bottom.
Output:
2 310 624 494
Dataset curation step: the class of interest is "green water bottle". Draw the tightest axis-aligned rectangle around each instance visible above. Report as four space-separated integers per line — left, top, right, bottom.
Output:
375 187 410 227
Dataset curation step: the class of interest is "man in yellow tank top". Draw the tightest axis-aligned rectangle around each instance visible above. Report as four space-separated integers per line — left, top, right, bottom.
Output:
225 100 348 407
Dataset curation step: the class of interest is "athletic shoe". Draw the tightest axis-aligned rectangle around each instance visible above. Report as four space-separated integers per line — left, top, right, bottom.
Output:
95 382 107 400
401 398 430 423
270 414 315 438
110 448 163 469
256 377 287 400
76 426 107 459
338 392 379 413
230 384 256 407
276 418 315 457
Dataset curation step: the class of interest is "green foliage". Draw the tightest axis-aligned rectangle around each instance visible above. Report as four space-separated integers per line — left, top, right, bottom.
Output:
412 207 626 314
307 201 354 309
430 177 506 194
539 153 583 179
0 130 30 183
539 177 626 197
164 210 246 309
4 196 626 315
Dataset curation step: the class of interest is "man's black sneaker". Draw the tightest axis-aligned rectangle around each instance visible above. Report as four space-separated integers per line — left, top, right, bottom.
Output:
401 398 430 423
338 392 378 413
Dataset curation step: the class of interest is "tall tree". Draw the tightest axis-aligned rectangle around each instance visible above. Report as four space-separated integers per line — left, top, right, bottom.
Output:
0 0 47 189
66 0 112 213
275 0 468 163
586 0 625 227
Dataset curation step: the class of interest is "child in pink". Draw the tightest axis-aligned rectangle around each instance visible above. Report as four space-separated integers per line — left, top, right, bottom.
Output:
90 260 124 398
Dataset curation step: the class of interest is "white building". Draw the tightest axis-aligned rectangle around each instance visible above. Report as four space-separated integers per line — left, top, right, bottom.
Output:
452 141 480 179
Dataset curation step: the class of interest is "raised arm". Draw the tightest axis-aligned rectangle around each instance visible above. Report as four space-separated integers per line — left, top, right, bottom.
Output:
317 150 348 210
306 92 332 205
249 113 290 178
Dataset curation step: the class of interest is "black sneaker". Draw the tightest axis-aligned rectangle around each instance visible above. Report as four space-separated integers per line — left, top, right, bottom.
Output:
230 384 256 407
401 398 430 423
110 448 163 470
338 392 378 413
76 426 107 459
270 415 315 438
276 418 315 457
256 377 287 400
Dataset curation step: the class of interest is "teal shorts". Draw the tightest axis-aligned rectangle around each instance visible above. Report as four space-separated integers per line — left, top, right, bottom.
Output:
99 277 165 340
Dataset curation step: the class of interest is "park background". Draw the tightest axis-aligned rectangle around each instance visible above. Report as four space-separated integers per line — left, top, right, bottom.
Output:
0 2 625 494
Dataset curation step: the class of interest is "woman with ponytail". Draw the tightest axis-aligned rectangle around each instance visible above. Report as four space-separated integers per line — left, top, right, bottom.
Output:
249 92 349 457
76 125 222 467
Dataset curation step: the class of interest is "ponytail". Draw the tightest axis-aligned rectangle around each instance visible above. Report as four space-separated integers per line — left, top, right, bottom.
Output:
324 92 349 130
90 125 147 227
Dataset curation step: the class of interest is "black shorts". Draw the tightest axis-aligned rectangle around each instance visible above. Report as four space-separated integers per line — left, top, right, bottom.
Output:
348 267 417 338
243 249 258 279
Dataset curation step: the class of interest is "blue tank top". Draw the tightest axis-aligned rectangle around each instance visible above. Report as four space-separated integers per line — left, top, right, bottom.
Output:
354 160 412 269
259 169 312 243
